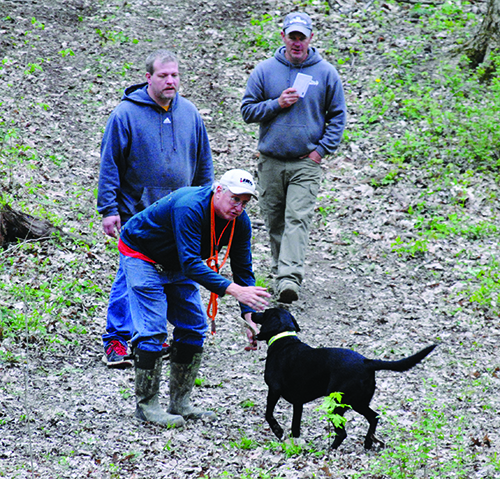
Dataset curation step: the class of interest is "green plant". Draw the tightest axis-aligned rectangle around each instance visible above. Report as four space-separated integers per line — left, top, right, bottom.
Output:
31 17 45 30
59 49 74 58
119 388 132 400
356 389 483 479
24 59 44 75
255 274 269 289
95 28 138 45
316 194 337 224
240 399 255 409
391 236 429 257
464 256 500 315
194 377 205 387
229 433 259 450
316 392 351 448
242 13 281 51
267 438 304 457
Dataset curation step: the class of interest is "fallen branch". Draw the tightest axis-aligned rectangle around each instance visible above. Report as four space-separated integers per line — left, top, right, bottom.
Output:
0 204 61 248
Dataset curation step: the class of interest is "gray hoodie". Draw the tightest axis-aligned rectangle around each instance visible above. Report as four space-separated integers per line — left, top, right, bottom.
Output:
241 46 346 159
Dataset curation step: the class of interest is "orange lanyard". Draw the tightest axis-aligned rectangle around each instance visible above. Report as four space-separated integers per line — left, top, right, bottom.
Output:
206 196 235 334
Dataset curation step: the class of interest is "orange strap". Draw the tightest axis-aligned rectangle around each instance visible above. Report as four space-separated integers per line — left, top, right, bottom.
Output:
206 196 235 334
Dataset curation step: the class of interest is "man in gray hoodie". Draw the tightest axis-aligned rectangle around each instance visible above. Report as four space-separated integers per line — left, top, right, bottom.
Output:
97 50 213 367
241 12 346 303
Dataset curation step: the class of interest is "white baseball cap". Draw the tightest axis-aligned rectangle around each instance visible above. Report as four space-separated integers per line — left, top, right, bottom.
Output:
218 169 258 198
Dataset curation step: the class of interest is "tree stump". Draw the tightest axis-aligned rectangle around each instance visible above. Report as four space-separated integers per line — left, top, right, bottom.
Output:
462 0 500 74
0 204 59 248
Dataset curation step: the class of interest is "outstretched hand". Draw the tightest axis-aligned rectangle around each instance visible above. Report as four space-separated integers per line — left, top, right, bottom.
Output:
225 284 270 350
226 283 271 311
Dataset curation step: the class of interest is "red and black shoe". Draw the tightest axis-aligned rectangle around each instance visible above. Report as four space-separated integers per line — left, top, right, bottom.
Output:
105 340 133 369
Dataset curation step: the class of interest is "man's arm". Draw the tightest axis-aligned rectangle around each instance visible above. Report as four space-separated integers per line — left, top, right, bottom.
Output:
192 115 214 187
97 113 128 224
241 68 285 124
314 73 347 159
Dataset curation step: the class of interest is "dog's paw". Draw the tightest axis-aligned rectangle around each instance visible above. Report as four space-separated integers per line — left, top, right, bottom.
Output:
370 435 385 449
271 424 284 439
364 434 384 450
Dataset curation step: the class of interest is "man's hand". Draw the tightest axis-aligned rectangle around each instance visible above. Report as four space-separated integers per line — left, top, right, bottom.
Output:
225 284 271 311
243 312 259 350
103 215 121 238
278 88 300 109
301 150 322 164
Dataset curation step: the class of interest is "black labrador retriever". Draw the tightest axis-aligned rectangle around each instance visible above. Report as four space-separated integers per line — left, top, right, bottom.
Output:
252 308 437 449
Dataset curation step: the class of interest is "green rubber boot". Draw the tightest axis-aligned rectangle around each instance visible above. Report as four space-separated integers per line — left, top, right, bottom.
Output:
134 348 185 428
168 342 217 421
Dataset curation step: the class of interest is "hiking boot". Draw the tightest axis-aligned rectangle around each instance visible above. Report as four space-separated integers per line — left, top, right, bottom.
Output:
104 340 133 369
277 281 299 304
135 348 185 428
168 342 216 421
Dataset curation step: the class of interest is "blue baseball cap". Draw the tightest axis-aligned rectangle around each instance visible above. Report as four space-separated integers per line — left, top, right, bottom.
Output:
283 12 313 38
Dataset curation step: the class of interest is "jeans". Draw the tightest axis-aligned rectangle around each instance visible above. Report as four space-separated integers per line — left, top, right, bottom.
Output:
102 257 132 351
121 254 208 352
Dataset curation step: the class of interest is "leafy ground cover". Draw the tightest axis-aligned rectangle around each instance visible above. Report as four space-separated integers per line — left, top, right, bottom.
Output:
1 0 499 477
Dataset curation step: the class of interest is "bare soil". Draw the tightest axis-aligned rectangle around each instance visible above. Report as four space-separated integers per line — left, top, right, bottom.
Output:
1 0 499 478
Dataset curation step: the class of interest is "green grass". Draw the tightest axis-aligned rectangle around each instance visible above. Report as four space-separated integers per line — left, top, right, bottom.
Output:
355 386 499 478
0 241 106 346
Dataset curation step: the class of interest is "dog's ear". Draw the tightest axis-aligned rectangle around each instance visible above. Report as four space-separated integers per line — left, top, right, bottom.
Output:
251 311 264 324
284 309 301 332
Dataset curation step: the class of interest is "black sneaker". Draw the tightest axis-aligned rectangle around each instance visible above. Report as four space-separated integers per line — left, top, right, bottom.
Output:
105 340 133 369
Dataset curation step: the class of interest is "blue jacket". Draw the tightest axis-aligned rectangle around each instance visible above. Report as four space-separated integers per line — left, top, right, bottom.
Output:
241 46 346 159
120 186 256 315
97 83 214 222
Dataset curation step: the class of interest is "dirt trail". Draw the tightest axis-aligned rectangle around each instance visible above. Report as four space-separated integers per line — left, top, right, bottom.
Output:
1 0 499 477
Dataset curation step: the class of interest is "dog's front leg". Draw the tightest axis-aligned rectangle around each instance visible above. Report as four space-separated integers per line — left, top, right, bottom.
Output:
291 403 303 438
265 390 283 439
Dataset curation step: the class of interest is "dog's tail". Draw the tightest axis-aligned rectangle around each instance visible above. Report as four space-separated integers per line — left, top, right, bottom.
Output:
365 345 437 372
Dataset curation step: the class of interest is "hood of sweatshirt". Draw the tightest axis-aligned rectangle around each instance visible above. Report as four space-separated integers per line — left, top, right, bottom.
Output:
274 45 323 69
120 82 179 152
121 82 179 111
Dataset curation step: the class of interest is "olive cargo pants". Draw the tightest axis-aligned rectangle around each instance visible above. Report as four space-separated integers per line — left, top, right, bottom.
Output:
257 153 321 287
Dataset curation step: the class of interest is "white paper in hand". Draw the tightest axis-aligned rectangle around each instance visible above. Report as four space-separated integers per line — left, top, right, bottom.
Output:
292 73 313 98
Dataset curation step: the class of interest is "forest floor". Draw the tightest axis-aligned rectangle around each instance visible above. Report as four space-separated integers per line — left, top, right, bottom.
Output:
1 0 499 478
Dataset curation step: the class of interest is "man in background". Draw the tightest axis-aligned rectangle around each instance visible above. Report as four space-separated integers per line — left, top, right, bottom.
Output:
241 12 346 303
97 49 213 367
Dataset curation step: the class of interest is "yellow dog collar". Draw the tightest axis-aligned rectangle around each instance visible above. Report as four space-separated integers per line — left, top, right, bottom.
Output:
267 331 297 347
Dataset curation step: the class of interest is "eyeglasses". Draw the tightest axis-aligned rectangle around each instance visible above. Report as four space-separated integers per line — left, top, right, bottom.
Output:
228 195 250 209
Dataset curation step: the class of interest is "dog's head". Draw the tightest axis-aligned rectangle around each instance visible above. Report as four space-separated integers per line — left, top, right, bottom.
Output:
252 308 301 342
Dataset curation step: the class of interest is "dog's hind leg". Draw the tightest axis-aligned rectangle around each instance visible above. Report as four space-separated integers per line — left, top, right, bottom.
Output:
358 406 379 449
265 390 284 439
291 403 303 438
